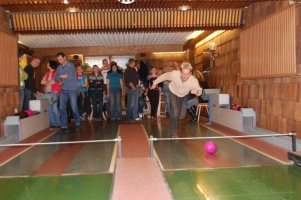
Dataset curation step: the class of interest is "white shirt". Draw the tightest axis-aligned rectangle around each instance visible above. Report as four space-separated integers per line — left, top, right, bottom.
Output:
153 70 202 97
101 68 110 84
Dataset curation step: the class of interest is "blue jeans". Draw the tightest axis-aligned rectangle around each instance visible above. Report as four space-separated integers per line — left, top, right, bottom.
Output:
169 91 188 136
20 87 25 110
162 84 171 115
77 91 88 116
138 95 146 114
109 89 121 119
59 90 81 128
46 93 61 127
126 88 139 120
186 98 198 109
89 91 103 119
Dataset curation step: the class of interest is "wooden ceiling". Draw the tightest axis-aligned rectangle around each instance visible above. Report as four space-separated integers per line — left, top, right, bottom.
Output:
12 9 242 34
0 0 283 34
0 0 279 12
18 32 193 48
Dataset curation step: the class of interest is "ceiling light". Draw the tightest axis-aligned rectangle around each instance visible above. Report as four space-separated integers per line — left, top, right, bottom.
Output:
187 30 204 40
63 0 69 4
118 0 135 4
178 5 191 11
67 7 79 13
195 30 225 48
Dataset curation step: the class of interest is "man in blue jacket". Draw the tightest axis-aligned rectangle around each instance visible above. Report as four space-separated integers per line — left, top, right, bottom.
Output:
55 52 81 131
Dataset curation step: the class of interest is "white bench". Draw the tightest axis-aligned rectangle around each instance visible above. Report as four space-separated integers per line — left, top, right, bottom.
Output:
3 99 49 143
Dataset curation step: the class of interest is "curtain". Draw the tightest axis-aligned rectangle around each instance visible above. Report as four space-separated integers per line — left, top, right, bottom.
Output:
111 56 135 69
85 56 109 68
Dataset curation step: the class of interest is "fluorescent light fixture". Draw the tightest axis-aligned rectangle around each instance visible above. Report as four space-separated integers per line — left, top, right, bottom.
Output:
178 5 191 11
195 30 225 48
67 7 79 13
187 30 204 40
118 0 135 4
152 51 186 55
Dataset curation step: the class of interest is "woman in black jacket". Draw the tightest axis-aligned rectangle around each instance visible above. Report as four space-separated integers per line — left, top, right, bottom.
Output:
88 65 105 121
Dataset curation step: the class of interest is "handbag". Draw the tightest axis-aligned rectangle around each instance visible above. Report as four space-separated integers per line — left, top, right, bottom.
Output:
51 82 62 93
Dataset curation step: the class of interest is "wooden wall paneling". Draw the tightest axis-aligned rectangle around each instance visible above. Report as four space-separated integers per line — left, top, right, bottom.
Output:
240 6 296 79
0 32 18 86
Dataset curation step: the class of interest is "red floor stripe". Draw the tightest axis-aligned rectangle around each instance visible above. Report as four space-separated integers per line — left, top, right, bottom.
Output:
0 129 53 166
112 124 172 200
32 125 94 176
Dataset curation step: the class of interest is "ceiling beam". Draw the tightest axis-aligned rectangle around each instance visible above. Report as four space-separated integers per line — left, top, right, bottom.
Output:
11 9 243 34
183 31 214 50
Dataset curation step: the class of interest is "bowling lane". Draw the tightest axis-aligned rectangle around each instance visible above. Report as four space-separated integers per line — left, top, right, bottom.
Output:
143 119 280 170
0 122 119 177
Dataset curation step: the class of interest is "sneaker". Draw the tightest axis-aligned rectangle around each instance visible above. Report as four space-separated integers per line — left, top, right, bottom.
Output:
135 118 142 123
49 126 56 131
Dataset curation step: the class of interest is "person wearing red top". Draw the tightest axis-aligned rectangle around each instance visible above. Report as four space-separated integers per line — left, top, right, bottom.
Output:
41 60 61 130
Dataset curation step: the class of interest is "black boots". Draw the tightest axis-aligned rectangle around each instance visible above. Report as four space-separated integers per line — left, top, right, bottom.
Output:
188 106 197 123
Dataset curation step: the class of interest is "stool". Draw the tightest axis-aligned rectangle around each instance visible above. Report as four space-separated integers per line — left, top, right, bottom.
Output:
196 103 209 122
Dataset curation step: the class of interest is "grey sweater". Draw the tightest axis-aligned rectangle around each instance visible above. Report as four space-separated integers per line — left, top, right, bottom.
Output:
54 62 78 91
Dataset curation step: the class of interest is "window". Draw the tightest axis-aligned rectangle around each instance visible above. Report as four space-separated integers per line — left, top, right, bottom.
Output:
111 56 135 69
85 56 109 68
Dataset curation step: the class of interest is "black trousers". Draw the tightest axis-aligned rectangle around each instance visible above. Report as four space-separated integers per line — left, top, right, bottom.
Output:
147 89 160 117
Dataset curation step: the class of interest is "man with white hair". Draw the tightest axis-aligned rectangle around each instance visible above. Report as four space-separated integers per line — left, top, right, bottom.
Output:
151 62 202 137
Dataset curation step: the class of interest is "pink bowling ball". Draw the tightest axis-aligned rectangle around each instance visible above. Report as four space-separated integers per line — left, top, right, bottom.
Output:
24 109 34 117
204 141 217 154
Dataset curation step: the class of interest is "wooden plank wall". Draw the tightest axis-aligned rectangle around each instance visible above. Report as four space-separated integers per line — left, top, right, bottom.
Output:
142 53 187 73
296 4 301 74
203 30 241 104
0 32 18 86
194 2 301 138
240 6 296 79
0 9 19 138
0 87 19 138
0 90 19 139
